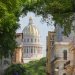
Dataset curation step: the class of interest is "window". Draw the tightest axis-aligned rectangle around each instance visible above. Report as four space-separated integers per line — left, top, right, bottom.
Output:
31 38 33 42
24 49 26 53
63 73 66 75
34 50 35 53
63 50 67 60
27 48 28 53
35 39 36 42
24 39 26 42
27 39 29 42
34 48 35 53
31 48 33 53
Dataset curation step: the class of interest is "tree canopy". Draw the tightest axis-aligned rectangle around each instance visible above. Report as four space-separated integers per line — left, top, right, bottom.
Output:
0 0 23 58
4 64 26 75
4 57 46 75
22 0 75 35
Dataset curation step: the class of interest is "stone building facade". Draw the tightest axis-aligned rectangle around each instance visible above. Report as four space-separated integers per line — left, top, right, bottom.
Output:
13 17 43 63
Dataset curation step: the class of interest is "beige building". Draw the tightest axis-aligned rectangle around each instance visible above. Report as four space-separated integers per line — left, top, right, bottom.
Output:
54 42 72 75
13 17 43 64
64 43 75 75
0 32 23 74
46 31 55 75
46 30 75 75
12 33 23 64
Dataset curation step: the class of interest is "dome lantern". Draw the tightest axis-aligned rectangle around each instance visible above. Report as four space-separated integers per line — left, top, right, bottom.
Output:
29 17 33 25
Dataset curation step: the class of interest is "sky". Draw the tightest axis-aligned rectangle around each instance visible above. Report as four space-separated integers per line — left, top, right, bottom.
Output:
16 12 55 57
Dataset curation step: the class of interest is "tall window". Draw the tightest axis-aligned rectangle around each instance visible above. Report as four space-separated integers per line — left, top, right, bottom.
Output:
27 48 28 53
31 38 33 42
34 48 35 53
63 50 67 60
31 48 33 53
24 39 26 42
27 39 29 42
35 39 36 42
63 73 66 75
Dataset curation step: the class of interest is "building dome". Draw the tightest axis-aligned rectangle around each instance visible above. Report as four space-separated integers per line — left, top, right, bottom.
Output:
23 17 39 37
22 17 43 63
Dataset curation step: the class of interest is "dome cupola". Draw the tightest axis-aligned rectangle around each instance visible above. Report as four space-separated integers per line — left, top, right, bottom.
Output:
23 17 39 37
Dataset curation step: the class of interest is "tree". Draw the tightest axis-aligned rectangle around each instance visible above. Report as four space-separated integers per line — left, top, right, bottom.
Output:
22 0 75 35
4 64 26 75
4 57 46 75
24 58 46 75
0 0 24 58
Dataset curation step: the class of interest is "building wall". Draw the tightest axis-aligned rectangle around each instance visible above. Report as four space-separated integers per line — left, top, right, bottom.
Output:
65 46 75 75
23 35 42 63
12 33 23 64
46 31 55 75
46 22 75 75
15 47 22 63
54 42 72 75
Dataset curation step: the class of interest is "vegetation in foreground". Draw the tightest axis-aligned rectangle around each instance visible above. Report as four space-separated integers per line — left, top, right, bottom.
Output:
4 57 46 75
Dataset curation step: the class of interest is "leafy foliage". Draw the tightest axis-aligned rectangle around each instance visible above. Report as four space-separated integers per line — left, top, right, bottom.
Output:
0 0 75 58
23 57 46 75
4 57 46 75
22 0 75 35
4 64 26 75
0 0 23 58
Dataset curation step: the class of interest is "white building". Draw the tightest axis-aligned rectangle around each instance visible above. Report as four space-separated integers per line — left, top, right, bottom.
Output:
22 17 43 63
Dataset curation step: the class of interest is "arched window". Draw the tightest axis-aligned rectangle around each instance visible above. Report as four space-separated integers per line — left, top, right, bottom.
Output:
63 50 67 60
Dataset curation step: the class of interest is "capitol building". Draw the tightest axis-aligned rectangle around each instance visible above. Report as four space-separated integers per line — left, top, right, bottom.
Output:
22 17 42 63
13 17 43 63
